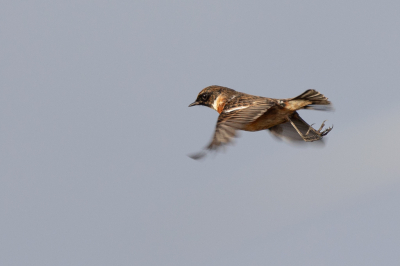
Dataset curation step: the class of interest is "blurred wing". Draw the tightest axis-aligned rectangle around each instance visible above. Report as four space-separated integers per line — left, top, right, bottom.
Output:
269 112 325 145
189 101 274 159
269 121 304 142
208 102 273 149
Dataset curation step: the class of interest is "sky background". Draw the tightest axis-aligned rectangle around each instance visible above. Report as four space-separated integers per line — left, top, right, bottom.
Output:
1 1 400 265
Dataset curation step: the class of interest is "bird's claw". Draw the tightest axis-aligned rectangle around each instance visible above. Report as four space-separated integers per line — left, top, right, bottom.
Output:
303 121 333 141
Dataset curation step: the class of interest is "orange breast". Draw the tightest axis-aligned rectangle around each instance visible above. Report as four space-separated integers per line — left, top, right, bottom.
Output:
217 103 226 113
243 106 294 131
213 95 227 113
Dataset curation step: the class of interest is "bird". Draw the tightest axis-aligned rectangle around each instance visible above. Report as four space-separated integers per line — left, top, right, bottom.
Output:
188 85 333 159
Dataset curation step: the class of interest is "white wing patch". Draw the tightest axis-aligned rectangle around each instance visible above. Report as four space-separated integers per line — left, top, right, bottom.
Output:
224 106 249 113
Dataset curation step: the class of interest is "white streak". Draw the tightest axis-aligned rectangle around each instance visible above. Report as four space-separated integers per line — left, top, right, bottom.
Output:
212 97 219 111
224 106 249 113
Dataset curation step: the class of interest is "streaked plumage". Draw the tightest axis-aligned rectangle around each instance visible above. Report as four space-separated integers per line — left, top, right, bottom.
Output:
188 85 333 159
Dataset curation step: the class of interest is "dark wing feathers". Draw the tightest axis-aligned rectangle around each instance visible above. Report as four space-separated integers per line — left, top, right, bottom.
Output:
223 102 272 129
189 99 274 159
206 123 237 150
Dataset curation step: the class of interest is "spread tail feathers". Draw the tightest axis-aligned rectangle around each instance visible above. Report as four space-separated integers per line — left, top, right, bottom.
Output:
289 89 333 111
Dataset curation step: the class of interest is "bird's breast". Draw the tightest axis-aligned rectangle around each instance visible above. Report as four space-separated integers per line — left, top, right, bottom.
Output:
212 95 227 113
243 106 293 131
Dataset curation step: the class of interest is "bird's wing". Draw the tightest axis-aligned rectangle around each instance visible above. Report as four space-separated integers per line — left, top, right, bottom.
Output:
268 112 325 145
189 100 274 159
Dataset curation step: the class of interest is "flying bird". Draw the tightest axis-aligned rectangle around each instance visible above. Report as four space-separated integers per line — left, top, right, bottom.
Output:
188 85 333 159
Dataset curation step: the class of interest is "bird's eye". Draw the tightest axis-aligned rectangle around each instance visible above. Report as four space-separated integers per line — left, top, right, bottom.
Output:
201 94 208 100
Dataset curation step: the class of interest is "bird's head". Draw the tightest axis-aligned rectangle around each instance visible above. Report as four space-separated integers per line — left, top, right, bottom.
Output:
189 85 236 113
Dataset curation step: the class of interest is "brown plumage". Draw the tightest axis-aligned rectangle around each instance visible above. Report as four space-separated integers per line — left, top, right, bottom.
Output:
188 85 333 159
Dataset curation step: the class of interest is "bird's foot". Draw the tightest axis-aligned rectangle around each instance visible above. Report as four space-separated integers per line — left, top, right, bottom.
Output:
303 121 333 141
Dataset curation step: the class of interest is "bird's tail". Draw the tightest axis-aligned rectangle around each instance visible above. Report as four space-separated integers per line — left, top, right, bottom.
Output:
286 89 333 111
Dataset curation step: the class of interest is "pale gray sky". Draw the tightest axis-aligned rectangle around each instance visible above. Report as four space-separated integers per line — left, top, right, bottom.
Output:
1 1 400 265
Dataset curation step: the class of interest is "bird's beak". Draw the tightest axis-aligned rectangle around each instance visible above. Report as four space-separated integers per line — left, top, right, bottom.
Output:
188 101 199 107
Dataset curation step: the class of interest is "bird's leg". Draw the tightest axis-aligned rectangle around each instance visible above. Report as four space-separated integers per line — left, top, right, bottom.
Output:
286 116 333 142
305 123 315 136
317 120 326 132
315 120 333 137
286 116 315 142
